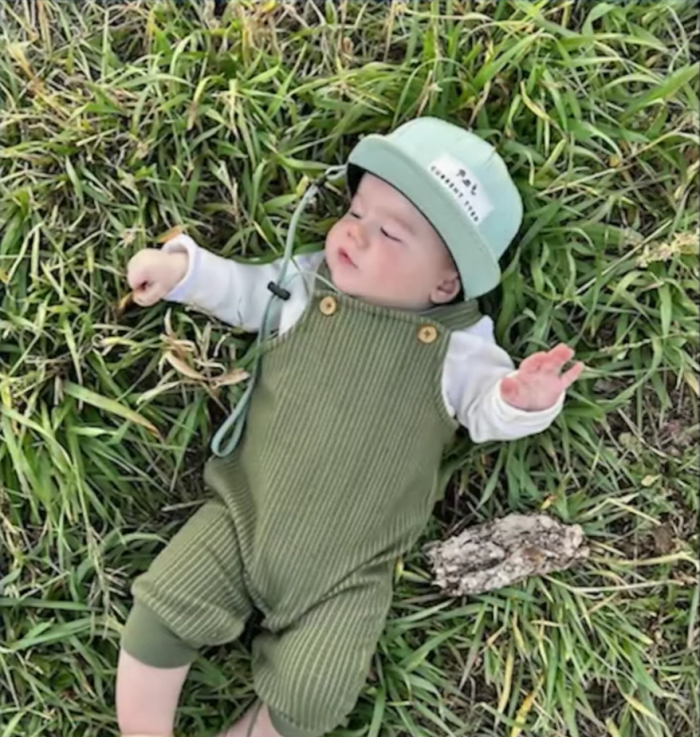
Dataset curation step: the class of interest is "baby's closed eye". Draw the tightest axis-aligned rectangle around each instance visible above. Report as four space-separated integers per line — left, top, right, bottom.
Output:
380 227 402 242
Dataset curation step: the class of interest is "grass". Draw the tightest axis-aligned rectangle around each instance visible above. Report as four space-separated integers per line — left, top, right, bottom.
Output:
0 0 698 735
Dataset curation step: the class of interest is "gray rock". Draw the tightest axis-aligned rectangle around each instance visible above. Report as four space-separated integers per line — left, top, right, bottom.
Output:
425 514 589 596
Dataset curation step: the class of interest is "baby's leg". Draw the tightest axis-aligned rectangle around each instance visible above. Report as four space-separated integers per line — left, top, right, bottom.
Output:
216 703 281 737
117 600 199 735
116 649 190 736
118 501 253 735
251 568 394 737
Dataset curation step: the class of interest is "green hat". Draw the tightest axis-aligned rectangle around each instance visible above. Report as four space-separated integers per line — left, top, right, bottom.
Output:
346 117 523 299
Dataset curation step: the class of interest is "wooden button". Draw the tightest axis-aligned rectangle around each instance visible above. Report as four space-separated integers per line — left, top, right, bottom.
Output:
319 296 338 316
417 325 438 344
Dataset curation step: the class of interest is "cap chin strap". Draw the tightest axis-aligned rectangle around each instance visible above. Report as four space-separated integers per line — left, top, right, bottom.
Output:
211 164 347 458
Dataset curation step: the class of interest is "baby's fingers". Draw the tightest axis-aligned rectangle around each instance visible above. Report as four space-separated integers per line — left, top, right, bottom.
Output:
540 344 575 372
127 250 154 290
133 282 166 307
520 344 575 374
561 361 585 389
499 375 527 408
518 351 549 373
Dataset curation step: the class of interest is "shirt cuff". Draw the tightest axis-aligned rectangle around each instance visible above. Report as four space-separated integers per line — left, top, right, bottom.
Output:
162 234 201 302
493 377 565 428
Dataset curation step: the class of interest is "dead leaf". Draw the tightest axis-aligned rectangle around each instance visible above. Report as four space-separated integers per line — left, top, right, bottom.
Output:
115 291 134 315
684 370 699 396
156 225 186 244
163 352 205 381
652 524 674 555
212 368 250 388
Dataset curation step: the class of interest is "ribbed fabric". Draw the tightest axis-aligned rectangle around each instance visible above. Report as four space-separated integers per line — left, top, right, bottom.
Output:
128 275 481 736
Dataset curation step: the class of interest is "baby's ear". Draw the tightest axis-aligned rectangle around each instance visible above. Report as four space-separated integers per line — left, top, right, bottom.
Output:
431 272 461 305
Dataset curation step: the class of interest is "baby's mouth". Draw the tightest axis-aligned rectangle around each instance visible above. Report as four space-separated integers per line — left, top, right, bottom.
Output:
338 248 357 268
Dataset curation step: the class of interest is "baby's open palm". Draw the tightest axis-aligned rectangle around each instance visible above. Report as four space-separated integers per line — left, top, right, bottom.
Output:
500 344 584 412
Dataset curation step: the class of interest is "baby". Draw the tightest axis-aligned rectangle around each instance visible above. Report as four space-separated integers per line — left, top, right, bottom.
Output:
119 117 583 737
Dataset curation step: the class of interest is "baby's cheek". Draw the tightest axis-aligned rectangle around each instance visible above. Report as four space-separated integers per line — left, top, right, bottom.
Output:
366 245 391 278
325 221 342 250
376 240 400 265
383 243 414 279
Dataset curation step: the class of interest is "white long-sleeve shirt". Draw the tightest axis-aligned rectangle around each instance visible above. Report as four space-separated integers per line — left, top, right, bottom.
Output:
163 235 563 443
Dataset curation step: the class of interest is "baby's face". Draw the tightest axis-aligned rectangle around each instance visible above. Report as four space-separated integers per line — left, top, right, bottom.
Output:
325 174 461 309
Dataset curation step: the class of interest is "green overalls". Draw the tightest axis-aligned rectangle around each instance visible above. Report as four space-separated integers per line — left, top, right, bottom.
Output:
123 269 480 737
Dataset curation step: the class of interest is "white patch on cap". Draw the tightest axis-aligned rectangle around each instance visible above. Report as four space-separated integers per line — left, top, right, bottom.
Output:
428 154 493 225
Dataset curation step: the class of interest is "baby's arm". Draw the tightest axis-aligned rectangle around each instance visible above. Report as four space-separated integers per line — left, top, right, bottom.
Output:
444 319 582 443
127 234 312 331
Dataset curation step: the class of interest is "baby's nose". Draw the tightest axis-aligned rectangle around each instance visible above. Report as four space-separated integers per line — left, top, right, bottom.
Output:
348 220 369 249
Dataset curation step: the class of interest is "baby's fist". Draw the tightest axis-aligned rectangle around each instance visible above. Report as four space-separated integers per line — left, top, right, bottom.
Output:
127 248 188 306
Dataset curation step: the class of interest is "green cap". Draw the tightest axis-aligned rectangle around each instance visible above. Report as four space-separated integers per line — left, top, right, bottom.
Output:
346 117 523 299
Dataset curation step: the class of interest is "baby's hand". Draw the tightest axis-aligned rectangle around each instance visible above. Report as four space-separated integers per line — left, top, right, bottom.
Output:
127 248 188 306
500 344 584 412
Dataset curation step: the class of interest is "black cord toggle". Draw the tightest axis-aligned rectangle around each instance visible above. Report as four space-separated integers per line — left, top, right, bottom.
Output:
267 281 291 300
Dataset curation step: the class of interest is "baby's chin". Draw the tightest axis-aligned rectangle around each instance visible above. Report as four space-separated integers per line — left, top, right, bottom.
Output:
332 273 427 310
326 262 362 298
325 250 357 288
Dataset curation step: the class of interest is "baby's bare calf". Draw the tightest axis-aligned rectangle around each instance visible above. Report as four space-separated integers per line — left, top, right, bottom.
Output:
116 650 282 737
